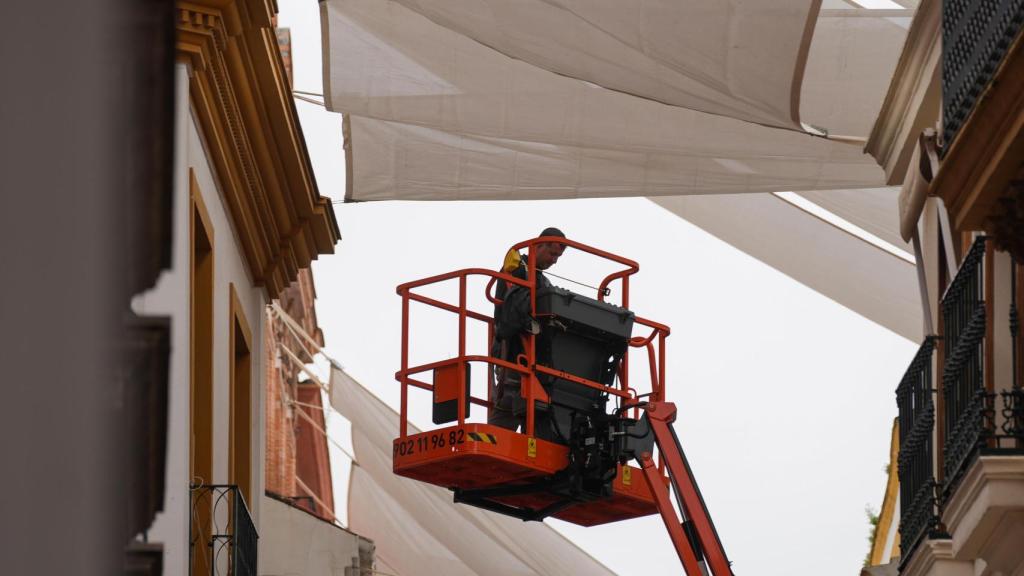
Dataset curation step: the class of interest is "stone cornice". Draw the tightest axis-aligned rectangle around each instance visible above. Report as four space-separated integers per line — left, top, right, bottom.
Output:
941 455 1024 556
865 0 941 185
900 538 970 576
177 0 340 300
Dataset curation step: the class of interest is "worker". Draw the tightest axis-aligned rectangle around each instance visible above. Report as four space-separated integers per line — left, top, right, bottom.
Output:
489 228 566 432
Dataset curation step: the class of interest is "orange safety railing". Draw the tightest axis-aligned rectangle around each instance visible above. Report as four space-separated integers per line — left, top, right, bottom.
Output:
395 236 671 445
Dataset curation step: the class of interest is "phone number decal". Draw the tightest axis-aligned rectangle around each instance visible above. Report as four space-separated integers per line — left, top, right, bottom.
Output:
394 429 465 457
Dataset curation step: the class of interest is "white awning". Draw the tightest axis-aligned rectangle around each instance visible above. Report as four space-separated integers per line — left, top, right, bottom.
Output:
795 187 907 252
319 0 920 340
322 1 908 201
330 366 617 576
649 192 921 341
365 0 822 130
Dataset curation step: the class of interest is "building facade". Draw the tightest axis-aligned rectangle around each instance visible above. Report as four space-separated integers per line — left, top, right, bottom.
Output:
866 1 1024 575
863 421 901 576
262 24 337 526
128 1 371 574
264 269 336 522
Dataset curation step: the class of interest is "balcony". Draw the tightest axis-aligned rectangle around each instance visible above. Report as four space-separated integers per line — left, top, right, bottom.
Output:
897 337 942 564
940 238 1024 500
898 238 1024 575
940 238 990 498
941 0 1024 151
190 485 258 576
928 0 1024 239
934 237 1024 574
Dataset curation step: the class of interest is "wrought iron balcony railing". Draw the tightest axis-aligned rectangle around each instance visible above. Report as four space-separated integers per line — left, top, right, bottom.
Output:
941 0 1024 152
1003 388 1024 442
897 337 941 564
940 237 989 499
1007 257 1023 443
190 485 258 576
940 237 1024 503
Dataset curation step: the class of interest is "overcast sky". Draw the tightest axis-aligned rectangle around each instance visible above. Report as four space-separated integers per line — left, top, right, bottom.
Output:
278 2 918 575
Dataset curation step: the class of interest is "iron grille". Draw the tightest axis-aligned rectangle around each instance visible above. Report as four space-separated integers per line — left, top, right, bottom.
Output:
941 0 1024 152
1006 259 1023 443
941 237 989 499
1003 388 1024 440
190 485 258 576
897 337 941 564
1012 257 1020 393
940 238 1024 503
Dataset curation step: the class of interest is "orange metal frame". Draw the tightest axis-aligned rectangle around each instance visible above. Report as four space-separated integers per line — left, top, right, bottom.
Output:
394 237 732 576
642 402 733 575
395 236 669 437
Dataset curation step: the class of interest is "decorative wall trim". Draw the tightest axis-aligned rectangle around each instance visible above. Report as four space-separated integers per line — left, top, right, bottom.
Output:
177 0 340 300
865 0 942 185
869 419 902 566
940 456 1024 559
899 538 973 576
229 282 255 502
189 169 216 576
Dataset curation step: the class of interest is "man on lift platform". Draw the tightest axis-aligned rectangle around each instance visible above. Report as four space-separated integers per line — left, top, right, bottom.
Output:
488 227 565 434
490 228 639 453
394 234 735 575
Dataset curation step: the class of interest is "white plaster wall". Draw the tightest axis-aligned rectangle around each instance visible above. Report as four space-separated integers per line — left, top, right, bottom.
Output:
881 495 900 563
133 62 268 575
259 496 365 576
187 85 268 525
921 198 941 336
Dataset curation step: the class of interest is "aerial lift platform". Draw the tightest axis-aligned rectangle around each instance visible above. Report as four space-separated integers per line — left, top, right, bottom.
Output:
392 236 734 576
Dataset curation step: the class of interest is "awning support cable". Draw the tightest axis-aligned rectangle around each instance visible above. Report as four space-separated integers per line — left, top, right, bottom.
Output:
270 302 344 370
289 396 359 464
294 93 325 107
279 343 330 394
293 473 342 525
542 271 611 297
272 308 320 365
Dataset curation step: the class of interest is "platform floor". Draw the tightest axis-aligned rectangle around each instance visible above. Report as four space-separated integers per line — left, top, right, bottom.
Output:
393 423 660 526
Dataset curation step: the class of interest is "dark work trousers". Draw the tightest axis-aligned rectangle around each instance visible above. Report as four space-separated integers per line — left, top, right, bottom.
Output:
488 339 525 430
488 340 562 442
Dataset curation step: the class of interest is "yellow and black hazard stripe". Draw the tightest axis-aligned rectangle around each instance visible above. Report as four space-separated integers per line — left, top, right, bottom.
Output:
467 432 498 444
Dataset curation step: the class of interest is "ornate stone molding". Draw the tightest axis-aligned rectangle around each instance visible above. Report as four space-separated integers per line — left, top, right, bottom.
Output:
865 0 942 185
941 456 1024 560
176 0 340 299
900 538 973 576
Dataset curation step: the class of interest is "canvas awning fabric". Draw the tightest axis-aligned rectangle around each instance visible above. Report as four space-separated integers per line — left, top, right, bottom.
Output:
329 366 617 576
796 188 907 252
322 0 909 201
354 0 822 130
649 192 922 341
320 0 921 340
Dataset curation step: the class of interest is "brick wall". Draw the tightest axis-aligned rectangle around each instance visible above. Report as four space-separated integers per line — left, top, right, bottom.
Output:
264 309 297 499
264 268 335 522
295 384 335 517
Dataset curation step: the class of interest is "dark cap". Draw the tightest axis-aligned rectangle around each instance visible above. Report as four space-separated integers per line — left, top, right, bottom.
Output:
539 227 565 238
